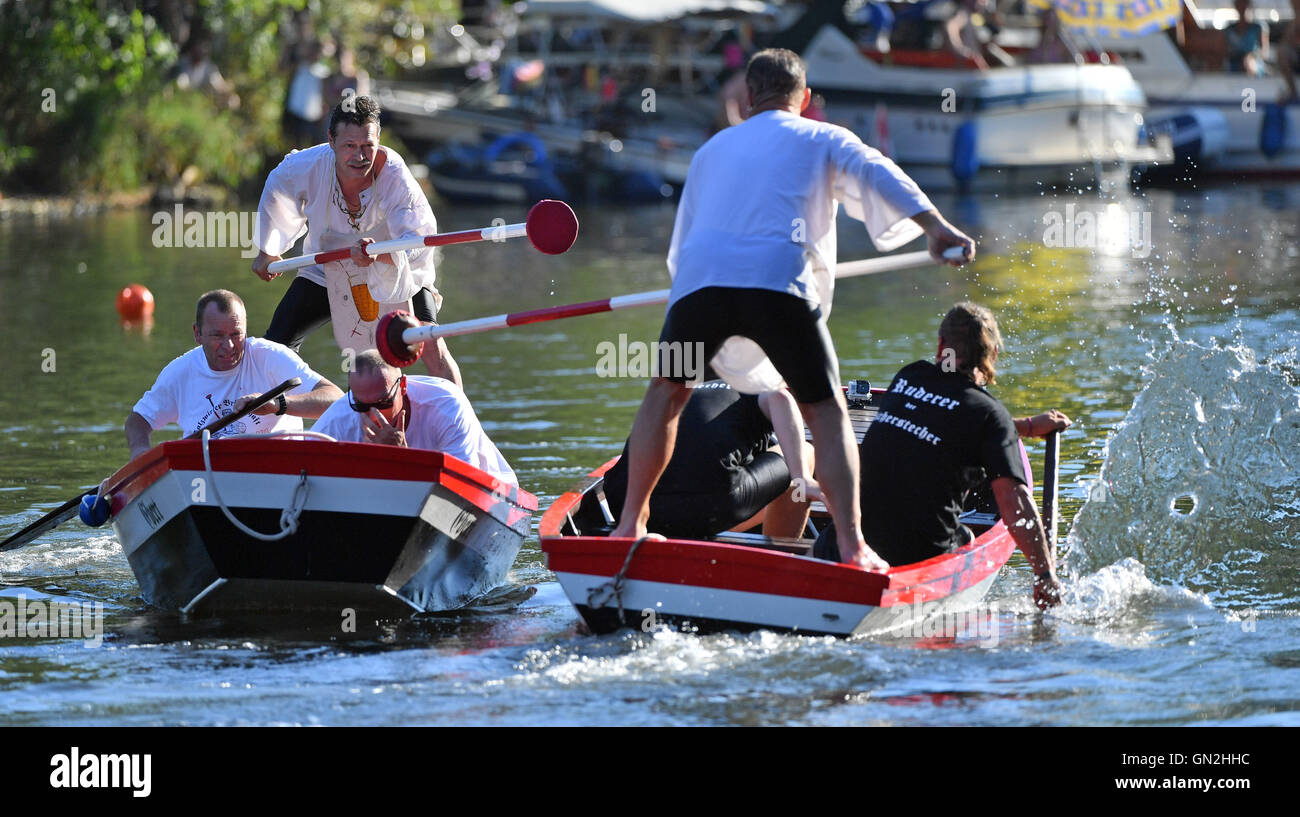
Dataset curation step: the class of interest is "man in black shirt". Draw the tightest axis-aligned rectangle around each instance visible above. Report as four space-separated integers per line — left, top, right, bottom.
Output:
603 381 821 540
819 302 1067 608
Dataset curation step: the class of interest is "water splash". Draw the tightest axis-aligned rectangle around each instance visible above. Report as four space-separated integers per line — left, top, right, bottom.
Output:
1067 340 1300 609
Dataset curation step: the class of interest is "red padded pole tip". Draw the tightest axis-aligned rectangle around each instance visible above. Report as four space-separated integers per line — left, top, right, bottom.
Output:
376 310 424 368
525 199 579 255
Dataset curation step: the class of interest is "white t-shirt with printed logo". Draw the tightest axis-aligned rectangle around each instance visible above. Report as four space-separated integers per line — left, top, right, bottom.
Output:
132 338 324 439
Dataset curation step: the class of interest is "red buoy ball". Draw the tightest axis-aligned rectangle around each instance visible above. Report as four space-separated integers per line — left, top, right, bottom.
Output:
116 284 155 322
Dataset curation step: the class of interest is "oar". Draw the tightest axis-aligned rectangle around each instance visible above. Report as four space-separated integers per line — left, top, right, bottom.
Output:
377 247 967 366
265 198 579 275
0 378 302 553
1041 429 1061 561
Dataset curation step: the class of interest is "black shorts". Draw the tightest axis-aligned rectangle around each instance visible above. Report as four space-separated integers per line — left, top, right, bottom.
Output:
658 287 839 404
264 277 439 351
603 450 790 539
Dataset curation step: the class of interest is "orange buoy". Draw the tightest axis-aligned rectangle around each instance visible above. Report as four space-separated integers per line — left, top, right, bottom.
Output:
116 284 155 322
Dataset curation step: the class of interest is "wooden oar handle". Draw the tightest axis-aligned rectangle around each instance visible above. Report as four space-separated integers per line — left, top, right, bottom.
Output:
1041 429 1061 559
187 377 301 439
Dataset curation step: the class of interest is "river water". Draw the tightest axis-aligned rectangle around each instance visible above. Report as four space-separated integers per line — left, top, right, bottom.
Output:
1 183 1297 726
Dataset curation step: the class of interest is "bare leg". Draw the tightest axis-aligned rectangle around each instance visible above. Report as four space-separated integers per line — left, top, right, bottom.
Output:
761 441 816 538
422 337 462 388
609 377 692 539
800 394 888 570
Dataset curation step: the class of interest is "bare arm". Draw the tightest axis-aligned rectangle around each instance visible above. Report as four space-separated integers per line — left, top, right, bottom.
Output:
910 209 976 266
125 412 154 460
991 476 1061 609
252 250 282 282
1013 409 1071 438
294 379 344 418
232 378 344 419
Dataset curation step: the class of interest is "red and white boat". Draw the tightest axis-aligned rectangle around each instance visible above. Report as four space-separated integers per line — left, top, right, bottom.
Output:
541 391 1052 638
101 436 535 617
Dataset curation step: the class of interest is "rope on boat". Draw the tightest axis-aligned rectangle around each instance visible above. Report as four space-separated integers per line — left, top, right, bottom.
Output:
201 430 313 541
586 535 654 623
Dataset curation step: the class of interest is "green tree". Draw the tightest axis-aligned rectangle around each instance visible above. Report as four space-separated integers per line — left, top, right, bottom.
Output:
0 0 459 197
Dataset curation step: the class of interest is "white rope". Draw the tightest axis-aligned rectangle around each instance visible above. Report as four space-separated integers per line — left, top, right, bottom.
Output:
587 535 655 621
200 430 315 541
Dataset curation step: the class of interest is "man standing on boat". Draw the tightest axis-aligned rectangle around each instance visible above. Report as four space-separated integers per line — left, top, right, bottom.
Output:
609 48 974 570
816 302 1068 608
603 381 822 540
312 350 516 486
251 95 461 387
124 290 343 460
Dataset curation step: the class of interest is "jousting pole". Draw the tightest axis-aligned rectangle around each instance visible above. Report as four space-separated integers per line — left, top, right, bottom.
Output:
377 246 969 367
265 199 579 274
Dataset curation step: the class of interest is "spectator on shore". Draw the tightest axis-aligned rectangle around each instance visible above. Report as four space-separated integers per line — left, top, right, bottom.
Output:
1225 0 1269 75
324 43 371 110
1026 8 1075 65
285 39 330 146
1278 5 1299 100
943 0 1014 70
174 36 240 110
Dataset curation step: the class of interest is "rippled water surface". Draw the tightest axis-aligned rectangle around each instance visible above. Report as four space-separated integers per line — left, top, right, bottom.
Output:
1 183 1298 726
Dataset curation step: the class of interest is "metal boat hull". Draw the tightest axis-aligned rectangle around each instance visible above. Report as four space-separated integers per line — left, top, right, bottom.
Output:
105 439 535 617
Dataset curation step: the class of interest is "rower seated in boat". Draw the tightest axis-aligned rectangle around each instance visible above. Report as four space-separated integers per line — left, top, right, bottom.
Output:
602 380 820 540
311 349 517 486
814 302 1069 608
124 289 343 460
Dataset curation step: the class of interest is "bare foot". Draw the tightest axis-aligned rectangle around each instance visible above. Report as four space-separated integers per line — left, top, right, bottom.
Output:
610 520 645 539
840 538 890 572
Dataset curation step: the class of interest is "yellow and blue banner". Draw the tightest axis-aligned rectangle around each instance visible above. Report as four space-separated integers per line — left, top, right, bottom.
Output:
1030 0 1183 39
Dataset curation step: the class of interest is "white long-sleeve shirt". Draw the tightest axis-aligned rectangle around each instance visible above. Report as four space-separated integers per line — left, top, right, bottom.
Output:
666 110 935 392
255 143 437 305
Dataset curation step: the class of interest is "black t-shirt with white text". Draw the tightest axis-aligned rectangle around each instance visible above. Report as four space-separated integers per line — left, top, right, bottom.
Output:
859 360 1026 564
604 380 775 496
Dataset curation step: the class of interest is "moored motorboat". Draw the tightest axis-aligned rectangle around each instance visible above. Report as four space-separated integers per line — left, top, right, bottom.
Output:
541 391 1047 638
102 435 535 618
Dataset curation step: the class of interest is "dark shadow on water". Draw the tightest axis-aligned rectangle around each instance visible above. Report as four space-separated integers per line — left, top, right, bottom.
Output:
103 584 543 653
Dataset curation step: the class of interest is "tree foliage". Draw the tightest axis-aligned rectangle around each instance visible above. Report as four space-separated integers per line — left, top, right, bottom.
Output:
0 0 459 196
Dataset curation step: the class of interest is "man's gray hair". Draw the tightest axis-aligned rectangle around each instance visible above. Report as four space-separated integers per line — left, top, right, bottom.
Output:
352 348 399 380
746 48 806 109
194 289 244 327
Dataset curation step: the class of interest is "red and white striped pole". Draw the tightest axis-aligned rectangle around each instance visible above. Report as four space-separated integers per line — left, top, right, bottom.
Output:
265 199 578 275
377 247 966 366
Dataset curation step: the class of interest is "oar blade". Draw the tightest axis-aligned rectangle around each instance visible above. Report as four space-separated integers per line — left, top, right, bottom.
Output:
526 199 579 255
0 491 94 552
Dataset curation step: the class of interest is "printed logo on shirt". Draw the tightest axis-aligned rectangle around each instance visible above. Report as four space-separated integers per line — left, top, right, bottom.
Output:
890 377 961 410
875 410 942 445
191 394 256 437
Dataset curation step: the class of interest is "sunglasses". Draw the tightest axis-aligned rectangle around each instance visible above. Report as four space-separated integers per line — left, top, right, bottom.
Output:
349 376 403 413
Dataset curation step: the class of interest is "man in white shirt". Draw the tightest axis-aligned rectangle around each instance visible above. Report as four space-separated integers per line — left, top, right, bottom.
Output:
124 290 343 460
312 350 517 486
251 95 461 387
609 49 975 571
